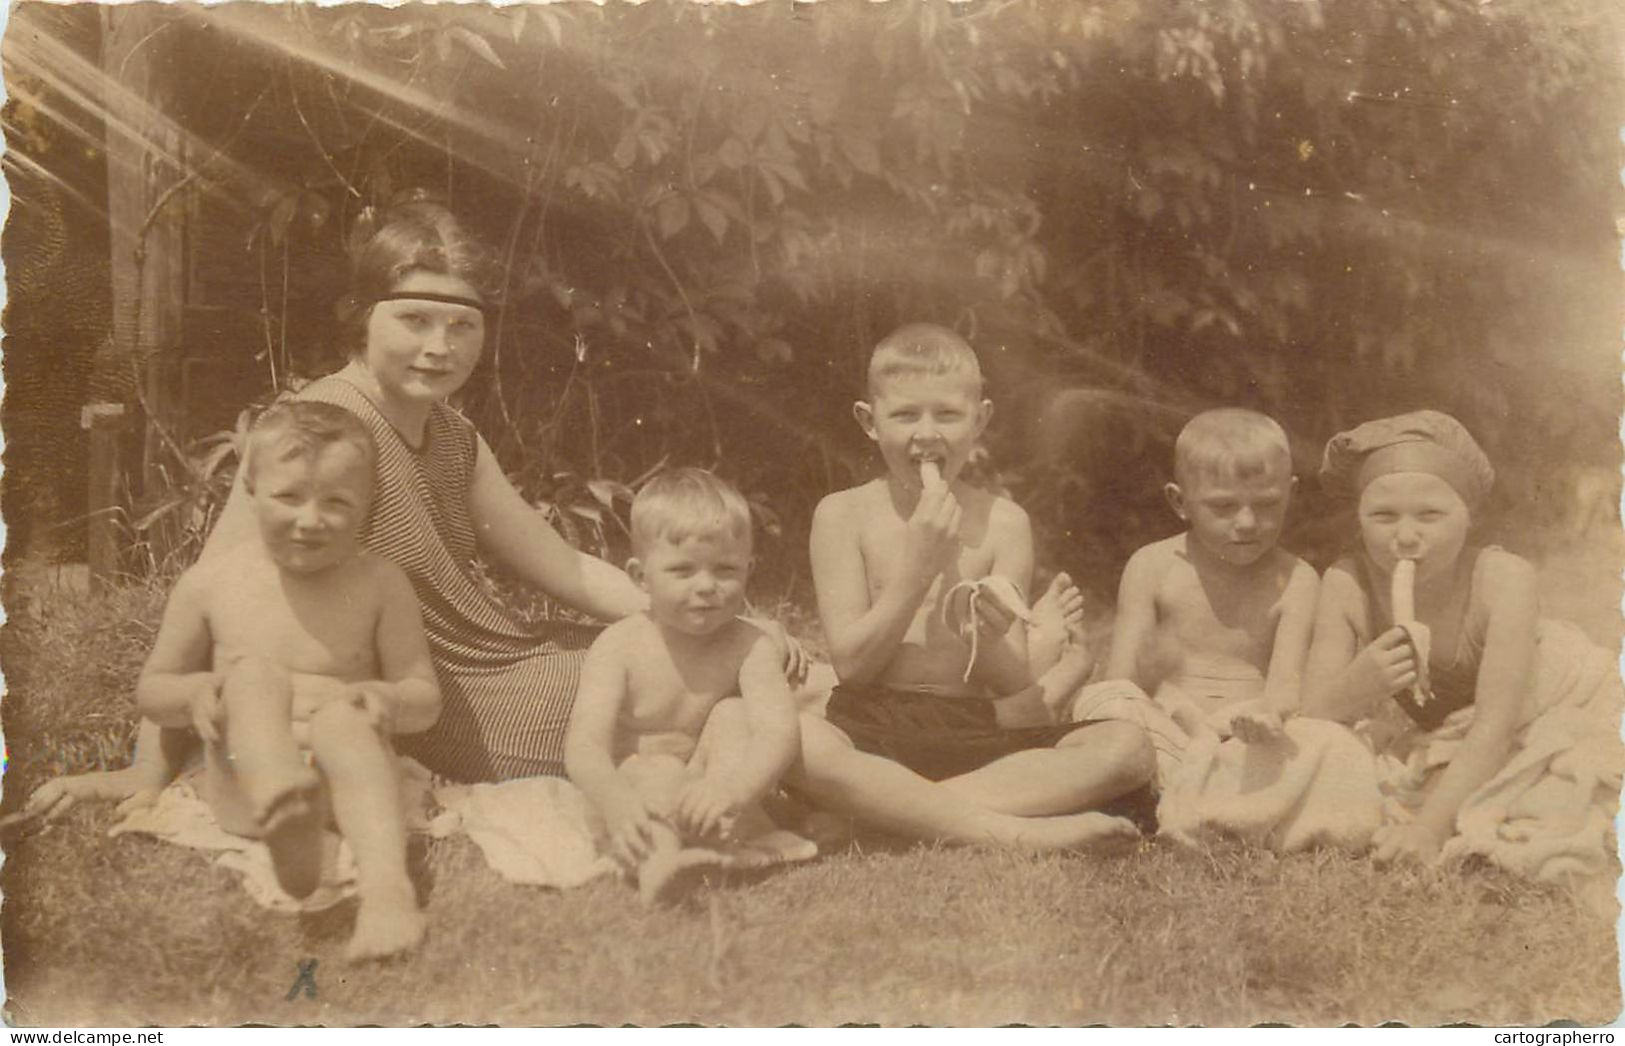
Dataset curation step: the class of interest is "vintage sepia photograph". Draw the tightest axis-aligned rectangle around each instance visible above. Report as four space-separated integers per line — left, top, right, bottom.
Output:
1 0 1621 1028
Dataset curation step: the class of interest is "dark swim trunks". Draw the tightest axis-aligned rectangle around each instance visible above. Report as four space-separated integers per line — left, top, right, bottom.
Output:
824 684 1158 829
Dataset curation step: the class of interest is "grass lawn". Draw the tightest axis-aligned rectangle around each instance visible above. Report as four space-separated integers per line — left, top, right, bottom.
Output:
1 530 1620 1027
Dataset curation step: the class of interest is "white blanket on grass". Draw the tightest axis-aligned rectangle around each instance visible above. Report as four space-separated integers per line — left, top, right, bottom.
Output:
110 760 814 912
1070 622 1622 892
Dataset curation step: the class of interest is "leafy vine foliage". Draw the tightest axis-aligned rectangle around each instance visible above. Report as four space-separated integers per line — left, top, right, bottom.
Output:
3 1 1619 592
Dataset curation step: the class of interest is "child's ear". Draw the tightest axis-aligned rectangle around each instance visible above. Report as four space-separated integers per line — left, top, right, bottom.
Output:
852 400 878 441
975 399 994 437
626 557 647 588
1163 482 1188 521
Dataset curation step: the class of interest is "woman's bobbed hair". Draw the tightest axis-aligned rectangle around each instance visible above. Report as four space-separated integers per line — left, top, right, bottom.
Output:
335 196 504 356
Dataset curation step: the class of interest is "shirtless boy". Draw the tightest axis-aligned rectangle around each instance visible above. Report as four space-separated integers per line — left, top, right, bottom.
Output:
1105 408 1319 739
565 469 800 904
136 402 440 962
788 323 1153 850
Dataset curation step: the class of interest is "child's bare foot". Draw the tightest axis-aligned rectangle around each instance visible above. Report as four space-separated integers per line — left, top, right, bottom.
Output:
1029 572 1089 677
345 886 426 963
638 846 718 906
996 811 1140 853
261 772 325 899
1032 572 1085 634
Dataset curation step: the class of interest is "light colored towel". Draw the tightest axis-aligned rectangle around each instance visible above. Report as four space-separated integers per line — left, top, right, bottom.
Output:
111 758 815 909
110 756 441 913
1157 717 1383 853
1145 619 1621 899
1380 620 1622 894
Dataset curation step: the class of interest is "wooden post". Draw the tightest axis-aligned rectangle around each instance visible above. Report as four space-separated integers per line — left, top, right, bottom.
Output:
82 403 128 589
102 5 188 497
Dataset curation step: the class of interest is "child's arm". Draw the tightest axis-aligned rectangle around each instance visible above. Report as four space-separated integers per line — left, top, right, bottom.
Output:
1260 560 1320 718
1300 565 1415 723
469 434 648 622
356 562 442 735
1377 553 1537 864
676 635 801 838
810 489 957 684
965 500 1038 696
563 625 661 867
1104 545 1162 685
135 572 225 741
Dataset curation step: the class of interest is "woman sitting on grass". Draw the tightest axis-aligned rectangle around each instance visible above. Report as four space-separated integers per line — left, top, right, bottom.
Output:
21 197 793 814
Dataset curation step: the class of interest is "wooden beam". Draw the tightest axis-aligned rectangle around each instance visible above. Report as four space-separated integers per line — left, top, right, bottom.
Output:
101 4 187 497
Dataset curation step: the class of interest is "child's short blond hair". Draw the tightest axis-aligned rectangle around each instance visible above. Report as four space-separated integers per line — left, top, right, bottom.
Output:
867 323 983 397
630 467 753 556
245 401 377 495
1173 408 1292 489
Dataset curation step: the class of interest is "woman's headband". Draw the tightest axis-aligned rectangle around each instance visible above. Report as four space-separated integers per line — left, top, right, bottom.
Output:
373 290 487 312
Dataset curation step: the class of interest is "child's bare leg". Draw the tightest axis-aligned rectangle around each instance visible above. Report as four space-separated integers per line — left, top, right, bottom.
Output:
618 754 707 905
789 715 1137 851
220 657 324 897
688 699 750 820
306 699 421 962
939 720 1155 817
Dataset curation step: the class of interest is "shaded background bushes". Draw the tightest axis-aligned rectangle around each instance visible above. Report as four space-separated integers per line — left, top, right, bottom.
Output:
3 0 1619 603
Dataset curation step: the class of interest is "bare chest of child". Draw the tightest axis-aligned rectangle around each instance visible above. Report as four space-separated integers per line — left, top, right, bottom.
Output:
1156 547 1292 676
616 617 760 753
199 550 385 683
857 483 1000 692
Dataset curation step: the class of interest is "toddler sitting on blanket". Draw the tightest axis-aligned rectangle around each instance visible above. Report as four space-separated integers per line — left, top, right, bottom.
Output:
565 469 802 904
1303 410 1620 873
1105 408 1320 740
134 402 441 961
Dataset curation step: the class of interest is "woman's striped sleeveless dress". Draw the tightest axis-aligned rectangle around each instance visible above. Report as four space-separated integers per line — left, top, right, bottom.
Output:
301 376 599 782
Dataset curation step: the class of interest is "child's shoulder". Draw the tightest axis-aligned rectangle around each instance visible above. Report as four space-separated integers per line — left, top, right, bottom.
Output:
1472 546 1537 594
979 487 1028 524
1264 546 1315 580
813 479 886 525
355 550 412 587
1125 533 1185 571
592 613 657 648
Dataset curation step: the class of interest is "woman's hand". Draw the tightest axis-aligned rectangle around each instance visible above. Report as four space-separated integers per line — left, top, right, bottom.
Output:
1 769 161 831
742 618 811 689
1372 821 1443 866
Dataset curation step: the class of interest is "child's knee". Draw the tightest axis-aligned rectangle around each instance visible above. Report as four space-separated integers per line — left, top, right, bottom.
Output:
1095 720 1156 787
307 699 383 766
706 697 748 732
789 714 853 784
